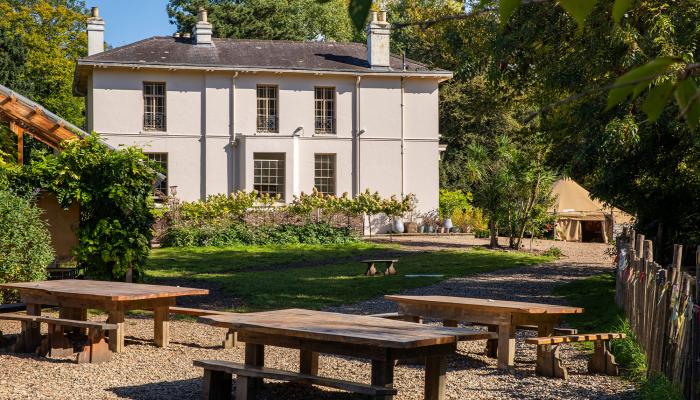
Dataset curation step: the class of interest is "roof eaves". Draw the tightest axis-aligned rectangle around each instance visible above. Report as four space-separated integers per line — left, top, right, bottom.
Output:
76 60 453 78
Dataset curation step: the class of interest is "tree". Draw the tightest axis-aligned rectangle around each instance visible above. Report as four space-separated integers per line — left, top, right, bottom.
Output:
168 0 360 42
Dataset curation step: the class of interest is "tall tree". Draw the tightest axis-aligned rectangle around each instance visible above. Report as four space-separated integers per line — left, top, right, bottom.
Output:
167 0 361 42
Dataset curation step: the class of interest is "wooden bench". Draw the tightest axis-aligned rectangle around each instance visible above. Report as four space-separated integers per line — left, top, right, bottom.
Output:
370 313 577 334
362 259 399 276
526 333 626 379
0 313 117 363
168 307 237 349
194 359 398 400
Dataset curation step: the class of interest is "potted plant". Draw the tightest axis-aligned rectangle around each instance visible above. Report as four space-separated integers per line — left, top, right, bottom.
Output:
403 194 418 233
439 189 470 231
382 195 407 234
420 210 439 233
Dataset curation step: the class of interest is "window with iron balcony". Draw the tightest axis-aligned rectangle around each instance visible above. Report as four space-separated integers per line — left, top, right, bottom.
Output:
257 85 278 133
143 82 166 131
314 87 335 134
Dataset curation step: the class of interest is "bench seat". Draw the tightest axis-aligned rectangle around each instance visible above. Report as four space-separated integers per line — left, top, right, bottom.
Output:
0 313 116 363
526 332 626 379
194 359 397 400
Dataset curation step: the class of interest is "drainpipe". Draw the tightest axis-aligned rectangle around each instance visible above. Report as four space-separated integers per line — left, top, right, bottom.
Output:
355 76 362 196
230 72 238 192
400 77 405 197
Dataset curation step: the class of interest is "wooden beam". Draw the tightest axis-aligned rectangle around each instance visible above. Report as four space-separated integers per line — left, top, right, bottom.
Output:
9 121 24 165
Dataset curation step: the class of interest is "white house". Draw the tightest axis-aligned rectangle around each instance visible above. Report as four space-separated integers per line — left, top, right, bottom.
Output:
74 8 452 226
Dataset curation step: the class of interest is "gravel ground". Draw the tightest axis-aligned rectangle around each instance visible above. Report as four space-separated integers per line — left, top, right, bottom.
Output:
0 237 637 399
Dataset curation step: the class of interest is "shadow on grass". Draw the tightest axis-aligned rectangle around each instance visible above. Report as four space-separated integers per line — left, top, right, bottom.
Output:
146 244 553 312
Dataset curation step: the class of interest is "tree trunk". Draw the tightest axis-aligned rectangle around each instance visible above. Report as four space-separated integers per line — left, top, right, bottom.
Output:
489 218 498 247
516 173 542 249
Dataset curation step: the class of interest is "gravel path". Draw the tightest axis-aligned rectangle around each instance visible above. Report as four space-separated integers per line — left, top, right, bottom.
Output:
0 238 637 399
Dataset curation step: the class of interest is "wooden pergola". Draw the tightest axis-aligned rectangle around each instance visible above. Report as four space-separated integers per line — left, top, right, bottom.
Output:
0 83 90 164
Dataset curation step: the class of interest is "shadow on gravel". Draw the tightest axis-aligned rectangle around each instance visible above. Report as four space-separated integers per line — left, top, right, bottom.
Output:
109 379 364 400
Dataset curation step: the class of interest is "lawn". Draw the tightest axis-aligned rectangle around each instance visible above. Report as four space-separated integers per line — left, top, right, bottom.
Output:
146 242 553 312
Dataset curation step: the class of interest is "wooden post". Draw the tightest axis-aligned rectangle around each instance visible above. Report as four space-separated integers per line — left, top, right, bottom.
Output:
424 355 447 400
107 310 125 353
299 350 319 375
371 359 395 400
9 122 24 165
154 306 170 347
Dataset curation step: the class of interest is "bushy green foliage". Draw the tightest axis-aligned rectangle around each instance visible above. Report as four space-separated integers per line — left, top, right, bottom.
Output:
4 135 158 280
0 189 52 302
542 247 564 258
167 0 360 42
178 191 259 222
161 222 358 247
439 189 471 219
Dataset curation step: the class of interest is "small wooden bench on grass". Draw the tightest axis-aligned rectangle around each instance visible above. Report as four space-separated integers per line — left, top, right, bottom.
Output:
362 259 399 276
194 359 398 400
0 313 117 363
168 307 237 348
526 333 626 379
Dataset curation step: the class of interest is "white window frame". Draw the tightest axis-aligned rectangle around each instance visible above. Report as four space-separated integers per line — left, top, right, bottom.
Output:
314 153 336 196
253 152 285 200
256 85 279 133
314 87 336 134
143 82 166 131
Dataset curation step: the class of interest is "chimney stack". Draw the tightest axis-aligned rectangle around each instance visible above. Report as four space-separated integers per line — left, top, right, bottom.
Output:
87 7 105 56
193 7 213 45
366 11 391 69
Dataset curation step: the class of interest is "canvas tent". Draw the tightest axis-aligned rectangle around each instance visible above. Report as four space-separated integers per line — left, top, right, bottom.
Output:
550 178 634 243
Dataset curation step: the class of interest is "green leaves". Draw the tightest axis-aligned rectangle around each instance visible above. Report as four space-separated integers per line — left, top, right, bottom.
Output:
606 57 678 110
674 78 700 130
348 0 372 31
612 0 633 24
558 0 598 28
499 0 521 27
641 81 674 122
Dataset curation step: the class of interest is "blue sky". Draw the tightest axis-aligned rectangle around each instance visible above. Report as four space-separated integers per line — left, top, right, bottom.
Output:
86 0 174 48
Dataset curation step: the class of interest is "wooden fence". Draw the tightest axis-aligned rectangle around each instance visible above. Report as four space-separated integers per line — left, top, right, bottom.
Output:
615 229 699 399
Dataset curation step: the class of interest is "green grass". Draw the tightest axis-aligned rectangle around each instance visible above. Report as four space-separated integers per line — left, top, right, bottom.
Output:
146 243 552 312
553 274 683 400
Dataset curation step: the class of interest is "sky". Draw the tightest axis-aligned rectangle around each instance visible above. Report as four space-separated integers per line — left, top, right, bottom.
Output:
86 0 174 48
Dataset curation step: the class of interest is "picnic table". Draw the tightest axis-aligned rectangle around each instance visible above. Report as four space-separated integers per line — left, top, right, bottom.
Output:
385 295 583 369
0 280 208 353
198 308 495 400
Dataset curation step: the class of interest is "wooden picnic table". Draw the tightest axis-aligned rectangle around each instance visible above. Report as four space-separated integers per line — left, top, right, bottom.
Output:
0 280 208 353
385 295 584 369
199 308 495 400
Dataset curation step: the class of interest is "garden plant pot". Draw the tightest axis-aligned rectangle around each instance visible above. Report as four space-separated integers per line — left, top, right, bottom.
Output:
443 218 453 230
405 222 418 233
392 219 405 234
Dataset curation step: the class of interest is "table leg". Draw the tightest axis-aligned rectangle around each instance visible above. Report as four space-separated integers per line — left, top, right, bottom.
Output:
240 342 265 396
107 310 125 353
300 350 319 375
536 322 555 370
497 323 516 369
384 262 397 276
366 263 378 276
424 355 447 400
59 307 87 335
204 368 233 400
485 325 498 358
371 359 394 400
23 303 42 353
154 306 170 347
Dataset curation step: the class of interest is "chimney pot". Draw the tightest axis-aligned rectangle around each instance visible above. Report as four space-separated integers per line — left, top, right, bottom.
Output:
87 7 105 56
366 10 391 69
193 7 213 45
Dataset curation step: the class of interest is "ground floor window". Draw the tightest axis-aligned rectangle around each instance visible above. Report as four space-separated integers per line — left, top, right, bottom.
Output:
145 153 168 198
253 152 285 200
314 154 336 196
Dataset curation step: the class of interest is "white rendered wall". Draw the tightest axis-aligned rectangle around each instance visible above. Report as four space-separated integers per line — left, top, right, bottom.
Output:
88 68 441 218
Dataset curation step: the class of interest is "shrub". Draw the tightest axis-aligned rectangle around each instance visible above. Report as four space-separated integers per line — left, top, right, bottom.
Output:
439 189 471 219
452 207 488 233
542 247 564 258
0 189 53 302
161 222 358 247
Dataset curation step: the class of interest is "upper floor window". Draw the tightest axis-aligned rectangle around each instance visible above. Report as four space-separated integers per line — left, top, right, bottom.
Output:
257 85 278 133
314 87 335 134
146 152 168 199
143 82 166 131
253 152 285 200
314 154 336 196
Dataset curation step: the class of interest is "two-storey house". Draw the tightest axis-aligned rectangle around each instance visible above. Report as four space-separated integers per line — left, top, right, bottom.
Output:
74 8 452 229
